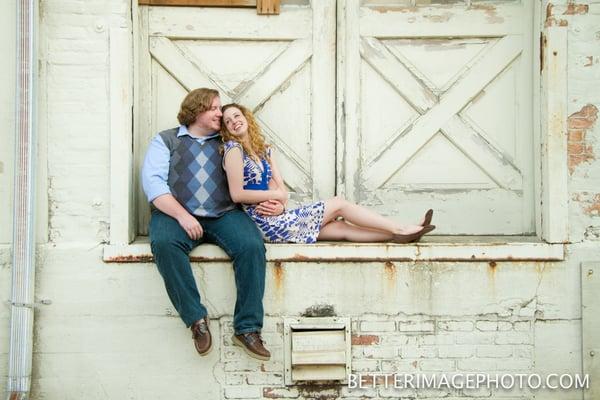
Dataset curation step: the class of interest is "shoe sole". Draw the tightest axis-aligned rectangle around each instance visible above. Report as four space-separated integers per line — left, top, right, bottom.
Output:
196 339 212 356
232 335 271 361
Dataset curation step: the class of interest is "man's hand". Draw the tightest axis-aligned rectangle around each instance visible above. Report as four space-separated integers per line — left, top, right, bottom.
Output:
256 199 285 217
177 213 204 240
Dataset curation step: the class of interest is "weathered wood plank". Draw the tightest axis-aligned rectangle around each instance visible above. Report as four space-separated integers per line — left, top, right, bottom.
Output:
442 116 523 190
540 26 568 243
110 27 134 245
148 6 310 39
340 0 361 201
363 35 522 189
238 38 311 110
135 7 153 235
360 3 523 38
310 0 336 198
149 36 232 102
257 0 280 15
361 36 437 114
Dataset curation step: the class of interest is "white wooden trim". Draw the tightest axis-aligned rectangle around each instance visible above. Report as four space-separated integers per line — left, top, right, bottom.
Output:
310 0 336 198
340 0 360 201
533 0 543 239
335 0 346 198
109 27 134 245
148 6 311 40
540 26 569 243
103 238 564 262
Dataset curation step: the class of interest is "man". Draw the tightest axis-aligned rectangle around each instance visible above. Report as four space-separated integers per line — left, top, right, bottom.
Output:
141 88 273 360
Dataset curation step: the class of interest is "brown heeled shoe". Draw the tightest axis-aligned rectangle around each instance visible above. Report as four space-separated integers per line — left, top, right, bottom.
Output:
392 225 435 244
422 209 433 226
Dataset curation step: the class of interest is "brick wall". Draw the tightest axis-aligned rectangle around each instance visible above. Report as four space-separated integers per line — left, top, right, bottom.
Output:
218 314 535 399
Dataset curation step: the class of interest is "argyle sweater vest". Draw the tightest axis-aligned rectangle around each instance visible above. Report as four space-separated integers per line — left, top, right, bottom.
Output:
159 128 235 217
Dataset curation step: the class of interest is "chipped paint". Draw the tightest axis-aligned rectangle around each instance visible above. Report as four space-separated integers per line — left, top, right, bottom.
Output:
471 4 503 24
563 4 589 16
423 12 452 23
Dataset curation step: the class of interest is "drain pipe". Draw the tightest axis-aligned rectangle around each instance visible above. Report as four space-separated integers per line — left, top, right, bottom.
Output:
7 0 37 399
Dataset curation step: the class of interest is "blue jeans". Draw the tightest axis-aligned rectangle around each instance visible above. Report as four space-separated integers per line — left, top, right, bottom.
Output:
149 209 266 334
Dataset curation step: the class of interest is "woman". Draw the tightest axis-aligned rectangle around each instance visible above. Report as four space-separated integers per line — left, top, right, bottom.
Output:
220 103 435 244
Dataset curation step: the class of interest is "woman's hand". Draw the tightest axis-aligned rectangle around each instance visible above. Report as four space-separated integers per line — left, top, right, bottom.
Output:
256 200 285 216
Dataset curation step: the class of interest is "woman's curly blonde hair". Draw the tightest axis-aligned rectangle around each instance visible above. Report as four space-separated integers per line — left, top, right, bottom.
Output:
220 103 269 159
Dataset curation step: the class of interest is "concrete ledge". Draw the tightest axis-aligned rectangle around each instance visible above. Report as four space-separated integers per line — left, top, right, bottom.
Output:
102 236 565 263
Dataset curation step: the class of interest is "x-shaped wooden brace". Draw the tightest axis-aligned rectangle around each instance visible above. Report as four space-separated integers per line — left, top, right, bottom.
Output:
149 36 313 189
360 35 524 191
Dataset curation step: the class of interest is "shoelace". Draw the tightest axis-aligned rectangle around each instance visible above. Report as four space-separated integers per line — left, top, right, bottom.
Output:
243 333 264 345
193 321 208 336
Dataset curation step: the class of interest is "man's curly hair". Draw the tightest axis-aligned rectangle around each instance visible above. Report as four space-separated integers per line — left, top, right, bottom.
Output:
177 88 220 126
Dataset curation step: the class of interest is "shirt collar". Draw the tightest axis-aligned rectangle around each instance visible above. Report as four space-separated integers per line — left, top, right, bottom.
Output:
177 125 220 141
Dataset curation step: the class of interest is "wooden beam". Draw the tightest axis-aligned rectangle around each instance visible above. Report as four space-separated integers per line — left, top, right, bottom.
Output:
138 0 255 7
138 0 280 15
257 0 280 15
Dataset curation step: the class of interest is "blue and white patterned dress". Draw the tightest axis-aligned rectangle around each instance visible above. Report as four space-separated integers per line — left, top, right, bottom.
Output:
223 140 325 243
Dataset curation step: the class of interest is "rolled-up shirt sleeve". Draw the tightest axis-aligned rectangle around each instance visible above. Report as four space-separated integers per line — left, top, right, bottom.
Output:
141 135 171 203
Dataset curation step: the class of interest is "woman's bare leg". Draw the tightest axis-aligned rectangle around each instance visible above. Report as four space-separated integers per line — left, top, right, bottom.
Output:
317 221 393 242
322 196 423 235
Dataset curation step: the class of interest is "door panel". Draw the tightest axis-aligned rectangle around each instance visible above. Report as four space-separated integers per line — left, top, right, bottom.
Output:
340 0 534 235
136 1 336 234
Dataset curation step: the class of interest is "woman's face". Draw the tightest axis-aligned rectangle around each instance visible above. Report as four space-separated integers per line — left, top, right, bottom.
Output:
223 107 248 138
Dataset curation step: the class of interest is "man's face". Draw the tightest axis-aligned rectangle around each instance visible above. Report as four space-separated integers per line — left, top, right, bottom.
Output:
195 96 222 132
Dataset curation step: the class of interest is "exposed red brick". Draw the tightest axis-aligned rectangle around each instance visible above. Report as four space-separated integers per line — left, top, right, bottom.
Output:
568 142 585 155
545 17 568 27
567 105 598 174
569 117 596 130
351 334 380 345
263 387 299 399
570 104 599 121
563 4 588 15
568 129 585 142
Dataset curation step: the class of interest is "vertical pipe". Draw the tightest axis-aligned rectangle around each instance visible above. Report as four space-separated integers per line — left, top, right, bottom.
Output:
7 0 37 398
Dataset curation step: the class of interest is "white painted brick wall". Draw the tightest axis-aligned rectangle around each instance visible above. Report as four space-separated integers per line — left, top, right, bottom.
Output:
7 1 596 399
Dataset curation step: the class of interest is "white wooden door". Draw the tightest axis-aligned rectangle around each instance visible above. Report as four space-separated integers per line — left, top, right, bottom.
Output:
136 1 336 234
339 0 535 235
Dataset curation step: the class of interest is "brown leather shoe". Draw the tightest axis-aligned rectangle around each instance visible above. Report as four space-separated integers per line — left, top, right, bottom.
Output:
191 317 212 356
392 225 436 244
421 209 434 226
232 332 271 361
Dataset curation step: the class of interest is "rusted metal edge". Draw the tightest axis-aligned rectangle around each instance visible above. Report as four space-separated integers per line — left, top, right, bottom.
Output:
103 245 565 263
